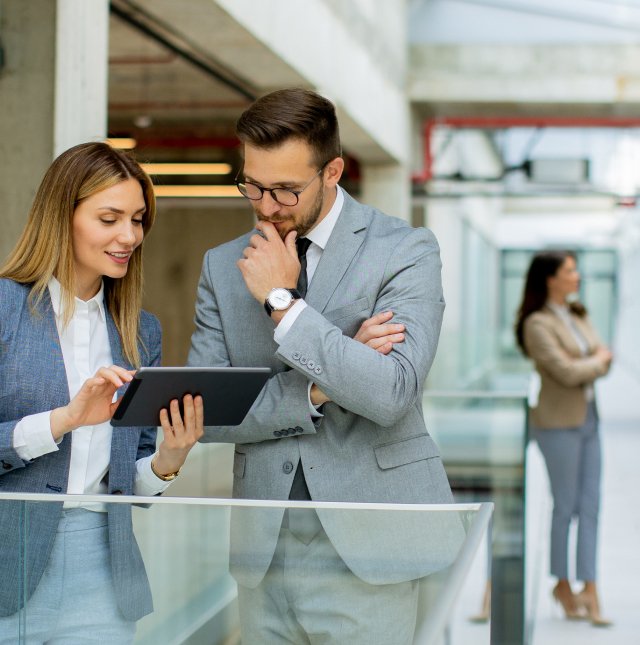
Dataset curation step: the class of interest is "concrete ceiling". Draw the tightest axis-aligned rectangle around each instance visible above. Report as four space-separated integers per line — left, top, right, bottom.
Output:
107 0 309 166
108 0 640 185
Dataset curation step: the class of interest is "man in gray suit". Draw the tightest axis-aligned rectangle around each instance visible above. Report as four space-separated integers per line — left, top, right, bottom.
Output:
188 88 457 644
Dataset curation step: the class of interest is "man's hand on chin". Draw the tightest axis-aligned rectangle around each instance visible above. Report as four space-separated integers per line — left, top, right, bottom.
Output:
237 221 300 302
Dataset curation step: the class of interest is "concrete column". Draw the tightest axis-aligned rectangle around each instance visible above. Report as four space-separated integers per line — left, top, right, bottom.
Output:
0 0 108 262
360 162 411 222
54 0 109 157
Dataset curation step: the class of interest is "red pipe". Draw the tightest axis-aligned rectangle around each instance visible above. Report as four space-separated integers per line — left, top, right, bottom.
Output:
413 115 640 183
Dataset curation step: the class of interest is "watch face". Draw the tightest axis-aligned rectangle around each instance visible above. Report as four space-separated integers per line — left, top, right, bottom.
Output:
268 288 293 310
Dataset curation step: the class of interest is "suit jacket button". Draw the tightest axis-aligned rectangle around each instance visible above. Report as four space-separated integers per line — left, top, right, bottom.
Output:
1 460 12 470
274 430 283 437
295 426 304 433
314 366 322 375
300 356 308 365
283 461 294 474
293 351 301 360
307 360 315 369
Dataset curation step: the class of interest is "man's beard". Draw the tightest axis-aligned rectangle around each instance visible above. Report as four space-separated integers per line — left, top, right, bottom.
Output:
256 186 324 240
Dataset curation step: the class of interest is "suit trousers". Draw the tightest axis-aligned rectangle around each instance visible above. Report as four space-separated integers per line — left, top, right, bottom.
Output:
533 402 601 582
237 523 419 645
0 509 136 645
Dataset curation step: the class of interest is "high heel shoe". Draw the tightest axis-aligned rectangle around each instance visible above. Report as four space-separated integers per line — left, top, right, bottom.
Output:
575 590 612 627
552 583 583 620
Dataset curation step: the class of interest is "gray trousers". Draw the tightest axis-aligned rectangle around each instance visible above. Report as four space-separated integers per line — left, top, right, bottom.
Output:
237 515 419 645
534 402 601 582
0 509 135 644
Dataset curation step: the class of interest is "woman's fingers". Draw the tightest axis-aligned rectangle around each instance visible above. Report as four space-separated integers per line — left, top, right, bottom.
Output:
159 406 172 431
94 365 134 389
169 398 185 430
161 394 204 445
179 394 204 440
193 395 204 440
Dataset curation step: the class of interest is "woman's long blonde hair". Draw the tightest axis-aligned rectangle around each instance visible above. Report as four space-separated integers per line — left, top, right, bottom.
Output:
0 142 156 367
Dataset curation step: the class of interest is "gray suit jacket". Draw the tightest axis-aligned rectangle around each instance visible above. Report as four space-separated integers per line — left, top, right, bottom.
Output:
0 279 161 620
189 192 461 586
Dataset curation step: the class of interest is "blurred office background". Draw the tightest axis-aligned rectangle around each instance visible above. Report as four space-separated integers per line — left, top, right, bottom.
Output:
2 1 640 643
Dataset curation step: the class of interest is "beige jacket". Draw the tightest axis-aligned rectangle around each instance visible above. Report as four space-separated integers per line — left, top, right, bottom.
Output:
523 306 610 429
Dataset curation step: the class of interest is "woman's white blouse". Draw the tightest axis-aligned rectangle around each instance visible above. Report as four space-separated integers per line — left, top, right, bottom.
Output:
12 277 169 509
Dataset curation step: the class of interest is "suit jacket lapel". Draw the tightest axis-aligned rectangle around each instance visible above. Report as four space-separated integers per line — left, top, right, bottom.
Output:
305 192 367 313
105 309 132 371
34 290 71 406
573 314 599 353
104 308 138 467
544 306 590 355
33 290 72 455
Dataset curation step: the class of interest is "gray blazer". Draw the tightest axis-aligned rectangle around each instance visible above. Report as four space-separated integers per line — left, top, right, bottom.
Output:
0 279 161 620
189 191 460 587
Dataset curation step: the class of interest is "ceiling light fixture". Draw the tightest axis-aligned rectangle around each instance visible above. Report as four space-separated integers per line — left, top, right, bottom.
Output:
105 137 138 149
153 185 242 198
142 163 232 175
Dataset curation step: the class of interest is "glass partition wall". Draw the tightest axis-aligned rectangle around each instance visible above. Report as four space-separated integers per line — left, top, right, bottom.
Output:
423 392 528 645
0 493 491 645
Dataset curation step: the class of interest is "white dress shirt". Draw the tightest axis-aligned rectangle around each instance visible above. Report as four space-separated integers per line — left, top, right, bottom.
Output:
13 277 170 510
273 185 344 341
272 186 344 416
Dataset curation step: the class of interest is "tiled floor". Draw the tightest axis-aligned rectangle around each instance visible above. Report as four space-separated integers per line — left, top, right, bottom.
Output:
529 420 640 645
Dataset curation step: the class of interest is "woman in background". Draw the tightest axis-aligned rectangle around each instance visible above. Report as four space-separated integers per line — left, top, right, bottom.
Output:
0 142 202 643
515 250 612 627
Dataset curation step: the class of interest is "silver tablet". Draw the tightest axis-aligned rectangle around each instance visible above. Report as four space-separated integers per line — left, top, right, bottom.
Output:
111 366 271 427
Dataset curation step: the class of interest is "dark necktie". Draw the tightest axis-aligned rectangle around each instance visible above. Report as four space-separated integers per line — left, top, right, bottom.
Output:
287 236 314 523
296 237 312 297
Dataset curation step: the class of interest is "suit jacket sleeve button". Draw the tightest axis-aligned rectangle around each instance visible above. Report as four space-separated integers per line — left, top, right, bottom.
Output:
293 351 301 360
314 366 322 375
295 426 304 433
273 430 281 437
307 360 315 369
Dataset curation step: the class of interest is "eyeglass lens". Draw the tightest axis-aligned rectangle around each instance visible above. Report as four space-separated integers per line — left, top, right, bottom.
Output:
237 183 299 206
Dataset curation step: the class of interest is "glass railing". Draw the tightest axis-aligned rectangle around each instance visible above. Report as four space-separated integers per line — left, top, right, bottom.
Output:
0 493 491 645
423 391 529 645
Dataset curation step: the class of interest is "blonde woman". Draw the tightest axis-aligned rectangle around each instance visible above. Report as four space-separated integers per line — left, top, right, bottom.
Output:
0 142 203 643
515 250 612 627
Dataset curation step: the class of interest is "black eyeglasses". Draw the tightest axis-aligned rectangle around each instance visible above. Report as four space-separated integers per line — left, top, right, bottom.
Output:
235 164 327 207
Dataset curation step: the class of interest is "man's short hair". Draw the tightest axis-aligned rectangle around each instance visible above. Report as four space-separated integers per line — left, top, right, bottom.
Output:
236 88 342 168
